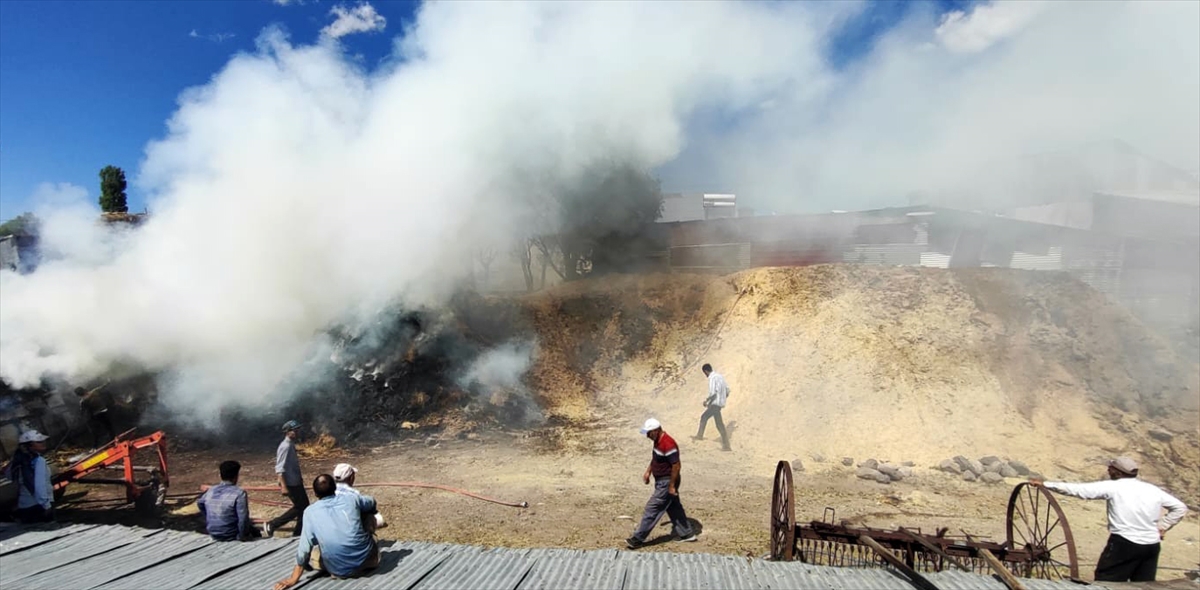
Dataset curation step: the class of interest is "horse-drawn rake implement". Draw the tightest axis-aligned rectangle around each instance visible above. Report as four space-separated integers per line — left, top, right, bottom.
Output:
769 461 1080 587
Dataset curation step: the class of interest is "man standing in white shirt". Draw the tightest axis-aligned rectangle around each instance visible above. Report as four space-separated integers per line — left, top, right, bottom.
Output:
1032 457 1188 582
692 364 731 452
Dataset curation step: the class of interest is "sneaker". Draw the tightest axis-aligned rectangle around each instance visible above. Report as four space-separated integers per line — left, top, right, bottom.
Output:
721 446 732 452
690 436 704 441
625 537 644 550
262 522 274 538
678 534 698 542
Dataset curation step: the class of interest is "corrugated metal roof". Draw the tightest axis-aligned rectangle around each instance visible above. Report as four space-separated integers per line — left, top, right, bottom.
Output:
0 523 99 555
0 523 1111 590
12 529 213 590
0 525 157 586
92 534 293 590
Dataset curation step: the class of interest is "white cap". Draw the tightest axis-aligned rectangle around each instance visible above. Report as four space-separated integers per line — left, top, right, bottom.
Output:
1109 457 1139 475
639 418 662 435
19 430 49 444
332 463 357 482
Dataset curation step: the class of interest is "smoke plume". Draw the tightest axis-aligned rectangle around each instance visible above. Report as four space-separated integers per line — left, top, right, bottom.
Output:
1 1 1196 426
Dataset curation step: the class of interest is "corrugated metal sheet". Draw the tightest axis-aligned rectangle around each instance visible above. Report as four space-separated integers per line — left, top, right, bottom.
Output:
1009 247 1063 270
93 535 294 590
410 545 536 590
925 570 1009 589
0 523 1117 590
13 529 213 590
190 542 298 590
622 551 758 590
0 525 157 585
516 548 624 590
0 523 99 555
303 540 458 590
843 244 926 266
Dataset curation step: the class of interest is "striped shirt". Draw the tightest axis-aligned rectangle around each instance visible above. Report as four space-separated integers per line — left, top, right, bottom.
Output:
650 432 680 479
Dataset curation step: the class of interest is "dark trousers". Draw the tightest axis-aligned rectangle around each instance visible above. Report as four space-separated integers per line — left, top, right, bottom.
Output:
632 478 694 542
1094 534 1160 582
14 505 54 523
89 412 116 448
268 485 310 536
696 405 730 450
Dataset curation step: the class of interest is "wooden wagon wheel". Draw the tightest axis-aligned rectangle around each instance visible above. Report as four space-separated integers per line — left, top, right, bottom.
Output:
770 460 796 561
1006 483 1080 580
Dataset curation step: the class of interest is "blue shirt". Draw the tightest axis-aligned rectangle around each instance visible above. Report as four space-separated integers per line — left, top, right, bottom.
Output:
296 493 378 577
196 481 251 541
275 438 303 487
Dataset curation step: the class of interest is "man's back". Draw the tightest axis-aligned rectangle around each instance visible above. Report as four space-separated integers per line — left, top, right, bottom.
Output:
1046 478 1187 544
198 482 248 541
300 493 377 576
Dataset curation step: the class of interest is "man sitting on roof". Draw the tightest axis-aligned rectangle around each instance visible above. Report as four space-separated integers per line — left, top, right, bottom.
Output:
196 460 259 542
332 462 387 532
273 474 381 590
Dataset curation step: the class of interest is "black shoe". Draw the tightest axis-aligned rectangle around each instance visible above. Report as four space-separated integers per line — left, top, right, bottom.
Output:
625 537 644 549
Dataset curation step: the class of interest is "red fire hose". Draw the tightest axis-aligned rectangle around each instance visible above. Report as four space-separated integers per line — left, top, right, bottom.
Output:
200 483 528 509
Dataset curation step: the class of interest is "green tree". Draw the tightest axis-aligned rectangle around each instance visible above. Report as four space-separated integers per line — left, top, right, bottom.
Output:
0 212 39 236
98 165 128 213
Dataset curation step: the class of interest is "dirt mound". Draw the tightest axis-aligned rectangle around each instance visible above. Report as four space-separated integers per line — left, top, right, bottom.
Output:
510 265 1199 500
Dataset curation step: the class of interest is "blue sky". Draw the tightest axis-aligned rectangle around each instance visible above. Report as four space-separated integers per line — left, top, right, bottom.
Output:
0 0 974 221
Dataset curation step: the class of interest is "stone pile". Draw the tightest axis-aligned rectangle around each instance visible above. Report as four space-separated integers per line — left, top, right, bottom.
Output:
853 458 915 484
935 455 1042 484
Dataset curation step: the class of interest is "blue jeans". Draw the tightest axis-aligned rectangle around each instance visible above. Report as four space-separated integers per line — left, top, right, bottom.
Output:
632 478 694 542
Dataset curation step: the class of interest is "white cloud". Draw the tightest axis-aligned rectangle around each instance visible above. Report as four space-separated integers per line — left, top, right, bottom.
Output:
321 2 386 40
935 0 1048 53
189 29 236 43
271 0 303 6
1 1 1195 427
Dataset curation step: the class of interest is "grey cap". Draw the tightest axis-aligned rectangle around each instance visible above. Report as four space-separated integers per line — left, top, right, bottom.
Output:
1109 457 1139 475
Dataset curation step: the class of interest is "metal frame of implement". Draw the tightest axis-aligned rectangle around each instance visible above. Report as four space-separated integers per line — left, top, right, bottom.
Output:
52 428 170 513
769 460 1079 583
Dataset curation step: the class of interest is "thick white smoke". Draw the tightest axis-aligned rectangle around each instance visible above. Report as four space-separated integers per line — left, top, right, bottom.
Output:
1 1 1197 426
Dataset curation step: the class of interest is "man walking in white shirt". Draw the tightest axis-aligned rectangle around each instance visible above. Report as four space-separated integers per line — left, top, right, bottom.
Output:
692 364 731 452
1032 457 1188 582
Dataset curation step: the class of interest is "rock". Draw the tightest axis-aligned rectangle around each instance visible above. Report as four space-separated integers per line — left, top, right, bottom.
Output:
792 459 806 473
984 462 1003 474
842 457 854 467
953 455 972 471
1008 461 1031 476
981 472 1004 485
938 459 961 474
887 470 905 482
999 464 1018 478
980 455 1001 466
898 467 914 479
811 453 826 463
857 468 886 482
901 461 915 467
1148 429 1174 443
874 472 892 484
859 459 879 470
877 463 901 477
962 471 977 482
968 460 985 476
1028 472 1044 480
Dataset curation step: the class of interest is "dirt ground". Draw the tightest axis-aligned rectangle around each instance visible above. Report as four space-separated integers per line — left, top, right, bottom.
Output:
42 267 1200 583
56 420 1199 583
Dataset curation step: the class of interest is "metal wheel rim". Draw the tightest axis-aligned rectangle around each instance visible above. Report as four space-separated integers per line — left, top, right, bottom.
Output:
771 460 796 561
1006 483 1079 580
